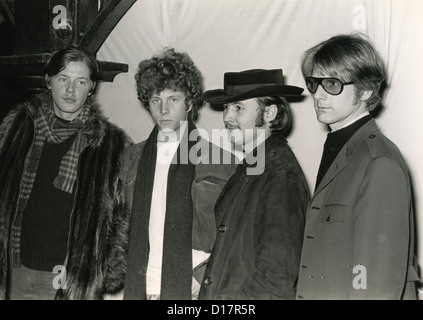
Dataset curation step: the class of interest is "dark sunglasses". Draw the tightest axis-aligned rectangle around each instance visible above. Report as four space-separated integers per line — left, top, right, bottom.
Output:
305 77 353 96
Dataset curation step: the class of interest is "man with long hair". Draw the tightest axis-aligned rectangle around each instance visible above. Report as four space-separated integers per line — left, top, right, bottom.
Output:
296 33 418 300
0 47 131 299
199 69 310 299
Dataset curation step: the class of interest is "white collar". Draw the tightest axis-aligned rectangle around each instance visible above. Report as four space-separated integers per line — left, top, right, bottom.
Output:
330 111 370 132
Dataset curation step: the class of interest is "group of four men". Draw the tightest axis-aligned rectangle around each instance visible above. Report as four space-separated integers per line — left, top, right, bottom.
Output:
0 33 418 300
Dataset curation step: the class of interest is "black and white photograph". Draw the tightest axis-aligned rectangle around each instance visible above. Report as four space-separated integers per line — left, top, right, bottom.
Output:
0 0 422 306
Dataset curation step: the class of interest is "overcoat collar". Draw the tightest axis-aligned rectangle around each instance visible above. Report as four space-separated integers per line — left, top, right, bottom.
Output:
314 119 380 195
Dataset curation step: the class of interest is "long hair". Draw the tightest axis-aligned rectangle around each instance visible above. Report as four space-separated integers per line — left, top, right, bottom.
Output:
301 33 386 111
135 48 204 122
255 96 292 137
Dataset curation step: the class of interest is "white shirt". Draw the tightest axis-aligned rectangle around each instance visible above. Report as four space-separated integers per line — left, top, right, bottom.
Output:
146 139 180 295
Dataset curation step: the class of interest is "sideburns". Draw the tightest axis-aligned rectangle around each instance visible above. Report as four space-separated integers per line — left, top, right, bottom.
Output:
254 109 265 127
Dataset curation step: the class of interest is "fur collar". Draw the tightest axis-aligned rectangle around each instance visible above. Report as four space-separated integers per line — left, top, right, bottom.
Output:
0 92 132 299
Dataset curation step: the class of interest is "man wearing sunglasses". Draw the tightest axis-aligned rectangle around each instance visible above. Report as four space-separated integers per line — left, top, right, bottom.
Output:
296 33 418 300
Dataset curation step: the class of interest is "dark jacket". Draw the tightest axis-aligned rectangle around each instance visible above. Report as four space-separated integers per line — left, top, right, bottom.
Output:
199 132 310 300
0 93 131 300
110 123 237 298
296 119 418 300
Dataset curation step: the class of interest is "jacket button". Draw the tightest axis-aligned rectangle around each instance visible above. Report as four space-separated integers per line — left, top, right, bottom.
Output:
204 277 212 285
369 134 376 139
326 216 330 222
218 224 226 233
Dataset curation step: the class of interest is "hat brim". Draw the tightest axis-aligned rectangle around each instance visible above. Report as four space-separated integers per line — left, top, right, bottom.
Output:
204 85 304 104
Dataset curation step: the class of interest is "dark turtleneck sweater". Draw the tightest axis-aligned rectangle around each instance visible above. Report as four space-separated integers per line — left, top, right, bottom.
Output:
21 116 77 272
315 114 373 191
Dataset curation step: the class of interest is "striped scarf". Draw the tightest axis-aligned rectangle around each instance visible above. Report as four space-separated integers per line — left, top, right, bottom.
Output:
12 97 91 266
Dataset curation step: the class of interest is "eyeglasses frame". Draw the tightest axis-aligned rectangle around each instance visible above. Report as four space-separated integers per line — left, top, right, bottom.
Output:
305 76 354 96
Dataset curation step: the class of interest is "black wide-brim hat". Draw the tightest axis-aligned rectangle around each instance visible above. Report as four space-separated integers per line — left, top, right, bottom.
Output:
204 69 304 104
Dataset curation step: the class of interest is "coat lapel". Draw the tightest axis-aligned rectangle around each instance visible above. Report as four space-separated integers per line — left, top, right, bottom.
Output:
314 148 348 195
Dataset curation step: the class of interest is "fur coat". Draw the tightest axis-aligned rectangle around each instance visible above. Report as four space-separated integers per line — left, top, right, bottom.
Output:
0 92 131 300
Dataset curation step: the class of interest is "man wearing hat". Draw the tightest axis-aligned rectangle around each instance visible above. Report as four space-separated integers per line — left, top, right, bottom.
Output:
198 69 310 300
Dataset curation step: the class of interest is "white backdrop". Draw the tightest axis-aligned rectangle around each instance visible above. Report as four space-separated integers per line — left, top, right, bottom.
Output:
96 0 423 288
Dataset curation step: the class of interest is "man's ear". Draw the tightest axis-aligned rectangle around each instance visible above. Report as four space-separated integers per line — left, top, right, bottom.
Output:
186 99 193 113
264 104 278 123
360 90 373 101
89 82 97 96
45 75 51 89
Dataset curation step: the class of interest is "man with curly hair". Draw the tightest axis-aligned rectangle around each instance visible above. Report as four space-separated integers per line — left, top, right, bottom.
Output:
109 48 236 300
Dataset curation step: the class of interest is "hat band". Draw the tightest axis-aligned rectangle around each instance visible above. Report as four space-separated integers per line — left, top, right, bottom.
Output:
225 83 277 96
